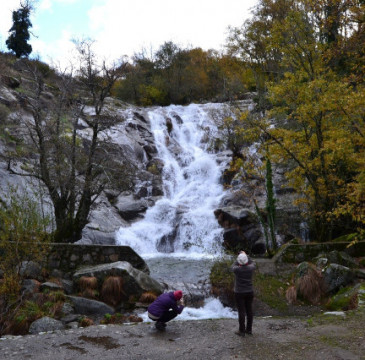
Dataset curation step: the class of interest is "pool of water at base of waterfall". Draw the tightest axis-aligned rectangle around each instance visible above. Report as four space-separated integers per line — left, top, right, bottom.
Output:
145 256 215 285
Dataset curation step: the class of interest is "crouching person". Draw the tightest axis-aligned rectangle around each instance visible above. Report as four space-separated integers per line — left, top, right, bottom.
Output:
148 290 184 330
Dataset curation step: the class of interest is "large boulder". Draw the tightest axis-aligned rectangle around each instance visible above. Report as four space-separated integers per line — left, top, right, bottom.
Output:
73 261 164 299
85 193 129 234
29 317 65 334
315 250 358 269
215 206 257 227
215 207 264 254
77 228 116 245
326 283 362 311
323 264 355 294
114 194 148 221
67 296 115 316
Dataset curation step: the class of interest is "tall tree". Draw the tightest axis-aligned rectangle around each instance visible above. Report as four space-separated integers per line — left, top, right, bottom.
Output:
7 41 134 242
6 0 33 58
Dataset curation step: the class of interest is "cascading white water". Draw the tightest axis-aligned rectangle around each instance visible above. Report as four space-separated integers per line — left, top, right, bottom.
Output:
115 103 230 258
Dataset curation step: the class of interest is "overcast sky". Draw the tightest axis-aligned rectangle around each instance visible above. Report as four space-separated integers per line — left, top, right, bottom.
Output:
0 0 257 67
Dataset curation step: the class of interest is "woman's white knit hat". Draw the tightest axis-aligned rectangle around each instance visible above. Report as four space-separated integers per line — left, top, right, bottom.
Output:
237 252 248 265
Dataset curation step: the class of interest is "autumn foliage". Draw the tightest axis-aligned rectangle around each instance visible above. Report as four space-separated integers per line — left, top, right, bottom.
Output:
226 0 365 242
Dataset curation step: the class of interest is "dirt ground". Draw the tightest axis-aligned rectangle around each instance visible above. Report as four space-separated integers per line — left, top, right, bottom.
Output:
0 310 364 360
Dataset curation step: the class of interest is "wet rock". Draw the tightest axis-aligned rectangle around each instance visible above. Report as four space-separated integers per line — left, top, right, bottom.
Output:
156 230 176 253
133 112 148 123
29 317 65 334
40 282 63 292
143 144 158 159
147 158 164 173
172 113 183 124
114 194 148 221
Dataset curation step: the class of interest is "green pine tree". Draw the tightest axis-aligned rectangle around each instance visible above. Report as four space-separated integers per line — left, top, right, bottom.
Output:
6 1 33 58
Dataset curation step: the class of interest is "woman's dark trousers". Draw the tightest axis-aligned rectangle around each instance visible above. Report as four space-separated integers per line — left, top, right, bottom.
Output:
158 309 179 323
235 292 254 333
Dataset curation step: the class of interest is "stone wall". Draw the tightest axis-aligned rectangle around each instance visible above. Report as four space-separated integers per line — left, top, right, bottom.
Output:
46 243 149 274
274 241 365 263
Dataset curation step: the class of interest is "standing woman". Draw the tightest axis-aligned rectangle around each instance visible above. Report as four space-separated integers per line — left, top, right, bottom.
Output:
232 251 256 337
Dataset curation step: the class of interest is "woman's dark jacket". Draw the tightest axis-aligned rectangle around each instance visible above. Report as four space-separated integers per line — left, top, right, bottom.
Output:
231 259 256 294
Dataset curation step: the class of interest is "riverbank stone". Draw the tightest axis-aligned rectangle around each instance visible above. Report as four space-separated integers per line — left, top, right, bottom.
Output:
67 296 115 316
29 317 65 334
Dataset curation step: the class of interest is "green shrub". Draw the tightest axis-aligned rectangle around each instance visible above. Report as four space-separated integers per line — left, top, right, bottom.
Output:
0 187 52 335
254 273 289 311
209 257 235 306
210 257 234 290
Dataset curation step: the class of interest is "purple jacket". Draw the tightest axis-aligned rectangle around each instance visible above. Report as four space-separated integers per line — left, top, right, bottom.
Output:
148 292 184 318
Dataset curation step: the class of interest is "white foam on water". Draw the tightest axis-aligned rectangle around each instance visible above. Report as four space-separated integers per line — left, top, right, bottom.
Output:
140 297 237 322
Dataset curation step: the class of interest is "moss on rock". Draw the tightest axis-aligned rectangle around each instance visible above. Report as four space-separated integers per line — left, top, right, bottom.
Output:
326 284 360 311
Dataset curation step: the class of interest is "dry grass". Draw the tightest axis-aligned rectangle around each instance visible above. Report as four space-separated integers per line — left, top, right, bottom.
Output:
139 292 157 304
285 285 297 304
127 314 143 323
79 317 94 327
296 267 324 305
100 276 124 306
78 276 98 291
348 293 359 310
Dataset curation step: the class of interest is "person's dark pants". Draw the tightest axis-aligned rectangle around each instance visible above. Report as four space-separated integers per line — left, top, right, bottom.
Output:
152 310 179 324
235 292 254 333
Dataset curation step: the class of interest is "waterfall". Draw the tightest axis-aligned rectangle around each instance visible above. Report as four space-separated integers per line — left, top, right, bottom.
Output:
115 103 230 258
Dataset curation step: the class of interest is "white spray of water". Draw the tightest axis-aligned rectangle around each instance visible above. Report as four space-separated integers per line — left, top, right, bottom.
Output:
140 297 237 322
116 103 230 258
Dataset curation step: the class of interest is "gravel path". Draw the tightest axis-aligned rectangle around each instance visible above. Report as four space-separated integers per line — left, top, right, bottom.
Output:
1 312 364 360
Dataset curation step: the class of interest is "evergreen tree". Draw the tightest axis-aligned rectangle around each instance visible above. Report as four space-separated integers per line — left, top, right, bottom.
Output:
6 1 33 58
